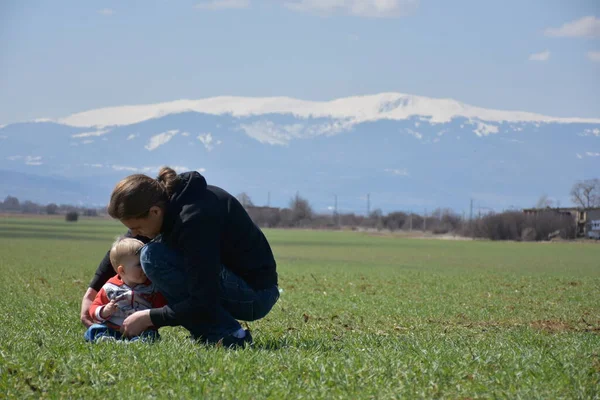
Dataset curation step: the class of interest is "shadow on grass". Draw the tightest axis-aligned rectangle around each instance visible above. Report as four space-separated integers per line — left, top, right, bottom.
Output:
270 240 375 248
253 336 337 351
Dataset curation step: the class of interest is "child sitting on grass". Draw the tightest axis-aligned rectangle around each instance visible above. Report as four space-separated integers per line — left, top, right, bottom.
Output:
84 237 167 343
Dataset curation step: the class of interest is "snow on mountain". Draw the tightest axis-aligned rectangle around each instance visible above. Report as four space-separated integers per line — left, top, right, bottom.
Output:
57 93 600 129
1 92 598 211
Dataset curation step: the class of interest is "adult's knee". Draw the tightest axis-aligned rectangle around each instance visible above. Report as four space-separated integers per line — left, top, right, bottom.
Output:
139 242 168 277
139 241 183 282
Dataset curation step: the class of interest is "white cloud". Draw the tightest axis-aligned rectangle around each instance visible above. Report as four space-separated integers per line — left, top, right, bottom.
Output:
576 153 583 159
195 0 249 10
72 129 111 138
197 168 207 173
285 0 419 18
145 130 178 151
586 152 600 157
544 16 600 38
82 140 94 144
112 165 139 172
84 163 104 168
529 50 550 61
385 168 409 176
405 128 422 140
580 128 600 137
127 134 139 140
587 51 600 62
111 165 191 174
473 122 499 137
182 132 190 137
25 156 42 166
98 8 114 16
172 166 191 173
7 155 22 161
198 133 215 151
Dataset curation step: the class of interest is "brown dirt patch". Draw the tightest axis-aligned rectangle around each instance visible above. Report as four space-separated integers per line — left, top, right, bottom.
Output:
530 320 573 333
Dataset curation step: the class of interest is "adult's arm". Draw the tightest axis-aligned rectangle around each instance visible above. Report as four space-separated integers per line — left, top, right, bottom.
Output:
149 215 221 328
89 250 114 292
80 287 97 328
80 249 113 327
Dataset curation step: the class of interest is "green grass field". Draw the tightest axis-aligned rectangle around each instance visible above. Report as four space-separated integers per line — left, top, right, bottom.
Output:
0 217 599 399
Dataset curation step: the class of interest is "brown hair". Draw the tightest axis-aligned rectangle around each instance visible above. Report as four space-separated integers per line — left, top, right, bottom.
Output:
107 166 180 219
109 237 144 270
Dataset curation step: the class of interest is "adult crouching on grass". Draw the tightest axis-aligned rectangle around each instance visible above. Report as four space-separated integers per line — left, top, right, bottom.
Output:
80 166 279 347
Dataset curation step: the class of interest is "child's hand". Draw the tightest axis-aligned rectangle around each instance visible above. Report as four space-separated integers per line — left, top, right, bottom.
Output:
100 299 119 319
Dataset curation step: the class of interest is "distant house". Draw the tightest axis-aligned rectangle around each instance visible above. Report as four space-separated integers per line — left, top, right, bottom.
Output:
522 207 600 238
587 209 600 239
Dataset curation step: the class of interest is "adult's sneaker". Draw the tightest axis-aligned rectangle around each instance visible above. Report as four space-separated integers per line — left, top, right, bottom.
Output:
220 330 253 348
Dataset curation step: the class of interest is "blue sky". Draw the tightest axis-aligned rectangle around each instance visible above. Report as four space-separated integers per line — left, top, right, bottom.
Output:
0 0 599 125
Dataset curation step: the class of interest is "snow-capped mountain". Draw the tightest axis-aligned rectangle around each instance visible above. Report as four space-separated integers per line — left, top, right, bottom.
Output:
1 93 598 212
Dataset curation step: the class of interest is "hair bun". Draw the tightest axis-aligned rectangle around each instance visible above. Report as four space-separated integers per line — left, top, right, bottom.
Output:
156 166 179 197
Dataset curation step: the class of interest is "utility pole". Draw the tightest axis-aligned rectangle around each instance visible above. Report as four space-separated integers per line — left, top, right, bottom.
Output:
267 191 270 207
469 199 474 221
334 194 338 227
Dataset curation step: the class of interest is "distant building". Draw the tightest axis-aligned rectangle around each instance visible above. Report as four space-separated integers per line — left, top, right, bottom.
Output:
522 207 600 238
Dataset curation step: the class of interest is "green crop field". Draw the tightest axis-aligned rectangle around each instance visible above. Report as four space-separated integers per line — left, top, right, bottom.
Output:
0 217 599 398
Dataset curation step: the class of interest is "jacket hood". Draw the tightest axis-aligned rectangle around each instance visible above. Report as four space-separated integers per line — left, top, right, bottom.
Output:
161 171 207 235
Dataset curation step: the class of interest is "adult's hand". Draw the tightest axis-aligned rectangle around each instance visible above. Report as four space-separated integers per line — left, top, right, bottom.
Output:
121 310 152 337
80 288 97 328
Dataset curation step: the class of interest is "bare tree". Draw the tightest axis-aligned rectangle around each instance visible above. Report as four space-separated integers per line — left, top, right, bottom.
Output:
570 179 600 209
236 192 254 209
2 196 20 211
289 193 312 226
535 194 554 208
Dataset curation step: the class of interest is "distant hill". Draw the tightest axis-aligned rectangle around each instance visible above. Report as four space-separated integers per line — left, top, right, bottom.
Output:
1 93 598 211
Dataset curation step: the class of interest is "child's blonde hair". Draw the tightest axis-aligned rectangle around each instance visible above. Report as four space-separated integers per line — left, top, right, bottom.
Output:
109 237 144 271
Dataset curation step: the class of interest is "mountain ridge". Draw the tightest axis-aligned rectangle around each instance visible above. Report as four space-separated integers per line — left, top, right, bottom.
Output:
51 93 600 129
0 94 598 211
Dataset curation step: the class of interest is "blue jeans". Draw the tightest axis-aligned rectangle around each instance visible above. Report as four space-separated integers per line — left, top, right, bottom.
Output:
139 241 279 343
84 323 159 343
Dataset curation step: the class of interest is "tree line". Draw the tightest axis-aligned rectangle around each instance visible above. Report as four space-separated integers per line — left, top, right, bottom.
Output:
240 178 600 241
2 178 598 241
0 195 102 217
